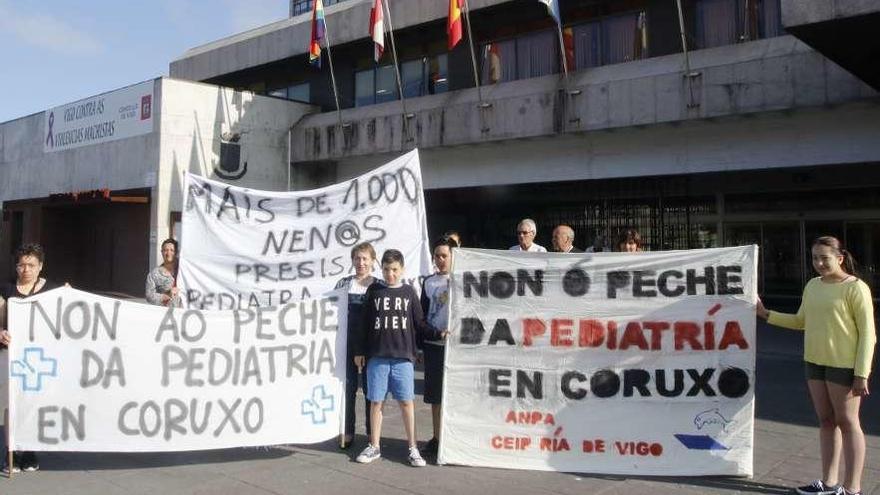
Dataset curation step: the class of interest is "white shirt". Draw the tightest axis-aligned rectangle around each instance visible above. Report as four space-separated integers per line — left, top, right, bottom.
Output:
509 243 547 252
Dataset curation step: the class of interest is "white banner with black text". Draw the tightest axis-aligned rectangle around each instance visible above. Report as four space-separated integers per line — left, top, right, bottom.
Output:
440 246 758 476
178 149 431 310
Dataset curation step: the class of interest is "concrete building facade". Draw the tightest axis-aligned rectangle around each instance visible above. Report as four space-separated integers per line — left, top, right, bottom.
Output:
167 0 880 303
2 0 878 302
0 78 311 295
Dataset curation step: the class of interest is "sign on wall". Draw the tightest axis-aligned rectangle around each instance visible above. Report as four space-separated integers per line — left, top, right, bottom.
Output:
7 287 346 452
440 246 757 476
179 149 431 310
44 80 155 153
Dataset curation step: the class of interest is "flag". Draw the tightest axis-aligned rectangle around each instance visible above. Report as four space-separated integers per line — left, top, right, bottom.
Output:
309 0 326 67
634 11 647 59
538 0 561 25
369 0 385 62
562 27 575 71
485 43 502 84
448 0 463 50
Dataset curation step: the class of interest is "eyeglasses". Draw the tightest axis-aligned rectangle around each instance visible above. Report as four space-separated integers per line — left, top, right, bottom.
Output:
16 263 39 270
517 231 534 235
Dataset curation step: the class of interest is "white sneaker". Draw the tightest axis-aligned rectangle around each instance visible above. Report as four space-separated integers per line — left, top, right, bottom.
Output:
356 444 381 464
408 446 426 467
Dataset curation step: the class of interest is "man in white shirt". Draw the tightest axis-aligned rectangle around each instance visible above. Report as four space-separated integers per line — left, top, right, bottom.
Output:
509 218 547 252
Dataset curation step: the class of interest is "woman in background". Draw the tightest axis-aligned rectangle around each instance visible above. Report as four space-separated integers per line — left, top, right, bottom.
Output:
146 238 181 307
0 243 59 473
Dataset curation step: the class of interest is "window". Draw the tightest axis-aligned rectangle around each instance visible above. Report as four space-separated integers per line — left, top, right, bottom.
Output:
482 31 557 85
354 55 448 107
602 13 641 65
481 12 650 84
290 0 351 17
375 65 398 104
268 88 287 98
482 39 517 84
401 60 423 98
288 83 310 103
516 30 557 79
266 82 310 103
355 69 375 107
427 55 449 94
696 0 783 49
572 23 600 70
571 11 647 70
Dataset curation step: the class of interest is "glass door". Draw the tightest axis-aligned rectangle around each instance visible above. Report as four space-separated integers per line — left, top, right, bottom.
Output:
762 222 802 297
846 222 880 299
724 223 763 293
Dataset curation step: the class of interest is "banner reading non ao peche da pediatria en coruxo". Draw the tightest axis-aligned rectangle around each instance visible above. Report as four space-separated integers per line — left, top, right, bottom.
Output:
440 246 758 476
178 149 431 310
7 286 346 452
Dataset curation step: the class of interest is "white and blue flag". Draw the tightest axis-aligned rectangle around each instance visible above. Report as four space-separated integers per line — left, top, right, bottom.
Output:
539 0 561 24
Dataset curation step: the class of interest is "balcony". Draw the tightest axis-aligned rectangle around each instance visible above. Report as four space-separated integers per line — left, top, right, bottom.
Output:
291 35 877 163
781 0 880 90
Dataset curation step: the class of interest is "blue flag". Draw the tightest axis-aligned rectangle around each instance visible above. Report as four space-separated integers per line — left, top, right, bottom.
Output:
539 0 561 24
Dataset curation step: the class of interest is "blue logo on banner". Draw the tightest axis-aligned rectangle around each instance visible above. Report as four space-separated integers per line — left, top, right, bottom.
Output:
11 347 58 392
674 434 729 450
301 385 335 425
694 408 733 432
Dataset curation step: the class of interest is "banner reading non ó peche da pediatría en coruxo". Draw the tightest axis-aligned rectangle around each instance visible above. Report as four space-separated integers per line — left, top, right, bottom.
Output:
440 246 758 476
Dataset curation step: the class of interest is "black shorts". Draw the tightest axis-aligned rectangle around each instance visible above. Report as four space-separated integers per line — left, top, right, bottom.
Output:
804 362 855 387
423 344 445 404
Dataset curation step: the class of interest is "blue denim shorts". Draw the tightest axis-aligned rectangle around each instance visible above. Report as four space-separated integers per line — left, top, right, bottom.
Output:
366 357 415 402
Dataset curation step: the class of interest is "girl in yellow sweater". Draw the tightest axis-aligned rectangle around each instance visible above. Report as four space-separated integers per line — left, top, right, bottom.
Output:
757 236 875 495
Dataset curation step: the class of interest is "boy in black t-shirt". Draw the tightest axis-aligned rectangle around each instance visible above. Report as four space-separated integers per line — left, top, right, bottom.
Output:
353 249 443 467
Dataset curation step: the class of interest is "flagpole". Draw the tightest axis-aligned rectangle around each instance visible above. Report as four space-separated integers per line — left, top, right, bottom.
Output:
675 0 699 108
462 0 485 106
380 0 411 137
320 6 344 129
554 24 569 81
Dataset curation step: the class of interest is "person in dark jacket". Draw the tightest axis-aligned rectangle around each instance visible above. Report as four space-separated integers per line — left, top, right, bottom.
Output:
352 249 443 467
1 243 59 474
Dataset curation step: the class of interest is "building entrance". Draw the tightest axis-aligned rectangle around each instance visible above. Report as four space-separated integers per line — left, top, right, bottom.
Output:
1 190 151 298
40 198 150 297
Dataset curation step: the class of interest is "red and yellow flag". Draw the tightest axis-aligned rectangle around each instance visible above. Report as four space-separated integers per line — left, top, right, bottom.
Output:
448 0 463 50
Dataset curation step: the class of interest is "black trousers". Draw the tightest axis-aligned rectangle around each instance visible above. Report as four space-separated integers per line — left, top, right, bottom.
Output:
344 355 371 437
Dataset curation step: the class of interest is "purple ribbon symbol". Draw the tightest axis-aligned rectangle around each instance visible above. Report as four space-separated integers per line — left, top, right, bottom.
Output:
46 111 54 148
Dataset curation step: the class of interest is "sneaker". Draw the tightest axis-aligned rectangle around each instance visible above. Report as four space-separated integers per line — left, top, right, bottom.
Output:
408 446 426 467
796 480 843 495
19 452 39 472
355 444 381 464
2 461 21 475
424 437 439 455
2 453 21 475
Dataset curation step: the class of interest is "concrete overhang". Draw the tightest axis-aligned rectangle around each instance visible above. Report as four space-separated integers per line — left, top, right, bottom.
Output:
782 0 880 90
291 35 877 163
169 0 512 83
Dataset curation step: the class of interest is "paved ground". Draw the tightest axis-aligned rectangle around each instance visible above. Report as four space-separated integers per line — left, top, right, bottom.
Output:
2 321 878 494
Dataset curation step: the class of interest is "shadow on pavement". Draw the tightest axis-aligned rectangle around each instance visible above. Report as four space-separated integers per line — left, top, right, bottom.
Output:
20 445 293 472
754 319 880 435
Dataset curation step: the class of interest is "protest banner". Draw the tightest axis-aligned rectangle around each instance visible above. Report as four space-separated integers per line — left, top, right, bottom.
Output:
440 246 757 476
179 149 431 310
6 286 346 452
